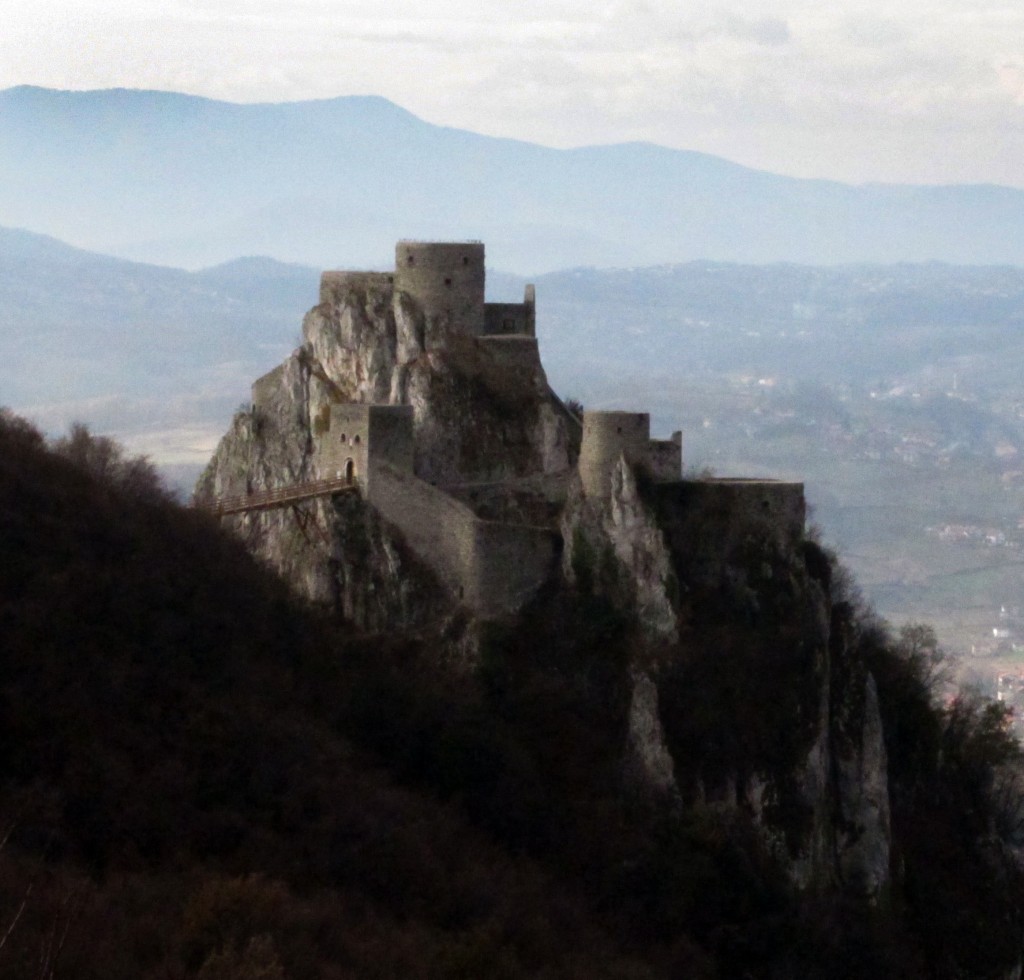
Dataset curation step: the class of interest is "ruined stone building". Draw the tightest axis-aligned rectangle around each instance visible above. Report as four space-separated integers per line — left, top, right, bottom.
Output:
198 239 805 628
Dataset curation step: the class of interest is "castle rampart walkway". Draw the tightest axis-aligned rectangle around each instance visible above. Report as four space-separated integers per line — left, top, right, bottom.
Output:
207 477 358 516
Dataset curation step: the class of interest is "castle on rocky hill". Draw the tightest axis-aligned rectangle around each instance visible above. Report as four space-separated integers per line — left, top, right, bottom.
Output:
198 240 804 629
196 244 902 901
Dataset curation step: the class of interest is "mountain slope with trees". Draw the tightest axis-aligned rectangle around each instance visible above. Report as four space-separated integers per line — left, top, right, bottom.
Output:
3 410 1024 976
0 412 643 978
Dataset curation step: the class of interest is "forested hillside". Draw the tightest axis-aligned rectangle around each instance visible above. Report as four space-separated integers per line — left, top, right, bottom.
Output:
0 412 638 977
3 409 1024 976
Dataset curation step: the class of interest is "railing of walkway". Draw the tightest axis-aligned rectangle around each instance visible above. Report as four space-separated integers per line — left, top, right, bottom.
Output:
207 477 358 516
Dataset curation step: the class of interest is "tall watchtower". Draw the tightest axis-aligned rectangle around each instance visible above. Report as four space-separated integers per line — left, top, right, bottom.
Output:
393 241 486 336
579 411 652 498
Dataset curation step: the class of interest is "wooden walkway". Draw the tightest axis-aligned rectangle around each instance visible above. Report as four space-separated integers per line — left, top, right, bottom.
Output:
208 476 358 516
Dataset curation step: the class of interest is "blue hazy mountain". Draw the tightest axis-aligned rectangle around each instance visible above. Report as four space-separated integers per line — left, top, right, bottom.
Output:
0 224 316 447
3 85 1024 273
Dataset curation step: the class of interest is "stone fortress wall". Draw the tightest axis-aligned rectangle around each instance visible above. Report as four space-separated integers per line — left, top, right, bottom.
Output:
483 284 536 337
652 478 807 565
648 434 684 482
477 335 543 378
576 410 800 544
368 462 558 618
665 478 806 544
319 271 395 306
365 461 480 599
312 395 558 616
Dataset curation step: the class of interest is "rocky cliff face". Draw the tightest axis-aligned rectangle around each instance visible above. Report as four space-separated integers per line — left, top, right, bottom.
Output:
196 280 574 630
561 458 678 643
558 452 892 900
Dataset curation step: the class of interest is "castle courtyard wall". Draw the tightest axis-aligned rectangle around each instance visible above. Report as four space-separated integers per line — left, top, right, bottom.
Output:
477 335 543 377
484 302 533 337
367 461 480 598
367 462 558 615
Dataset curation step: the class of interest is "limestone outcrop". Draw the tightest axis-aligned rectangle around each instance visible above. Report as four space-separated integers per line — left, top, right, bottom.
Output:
557 440 890 899
561 458 679 643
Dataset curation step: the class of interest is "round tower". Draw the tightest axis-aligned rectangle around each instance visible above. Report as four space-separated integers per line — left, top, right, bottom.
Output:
393 241 486 337
579 411 651 498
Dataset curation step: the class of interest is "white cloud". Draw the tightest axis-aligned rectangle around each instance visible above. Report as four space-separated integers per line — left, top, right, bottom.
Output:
2 0 1023 185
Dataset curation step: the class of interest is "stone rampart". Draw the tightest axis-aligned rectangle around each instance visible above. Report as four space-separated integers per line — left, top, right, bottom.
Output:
367 462 556 615
467 520 559 618
482 284 536 336
366 462 480 597
251 364 285 411
478 335 543 377
445 472 569 522
484 303 531 336
579 411 651 498
319 271 395 306
393 241 485 337
655 478 806 545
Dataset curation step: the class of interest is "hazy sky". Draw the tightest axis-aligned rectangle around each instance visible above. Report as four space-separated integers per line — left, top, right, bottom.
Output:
3 0 1022 187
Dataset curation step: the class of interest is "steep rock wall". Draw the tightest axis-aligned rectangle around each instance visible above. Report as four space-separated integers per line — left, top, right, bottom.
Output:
301 283 574 485
559 456 891 900
197 348 445 628
561 457 679 643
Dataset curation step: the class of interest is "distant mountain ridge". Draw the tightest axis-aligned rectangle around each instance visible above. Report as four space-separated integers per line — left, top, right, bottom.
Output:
3 86 1024 272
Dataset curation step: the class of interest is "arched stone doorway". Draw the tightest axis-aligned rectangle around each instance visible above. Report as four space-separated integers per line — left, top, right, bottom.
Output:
345 458 355 485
